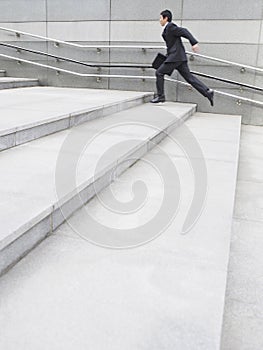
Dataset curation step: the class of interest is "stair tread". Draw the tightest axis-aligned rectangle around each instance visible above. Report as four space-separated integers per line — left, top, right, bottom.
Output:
0 112 241 350
0 86 152 134
0 77 38 82
0 76 39 90
0 101 195 250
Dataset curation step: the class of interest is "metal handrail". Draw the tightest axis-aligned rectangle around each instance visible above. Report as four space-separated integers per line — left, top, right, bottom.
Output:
186 52 263 74
0 26 163 49
1 52 263 108
0 53 152 78
0 25 263 74
191 71 263 93
166 76 263 107
1 41 263 93
0 41 152 69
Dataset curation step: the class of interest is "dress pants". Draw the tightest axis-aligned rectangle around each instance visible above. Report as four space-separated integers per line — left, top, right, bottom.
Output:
156 61 209 98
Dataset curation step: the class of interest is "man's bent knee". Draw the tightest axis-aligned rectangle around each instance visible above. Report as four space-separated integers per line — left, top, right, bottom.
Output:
156 70 164 78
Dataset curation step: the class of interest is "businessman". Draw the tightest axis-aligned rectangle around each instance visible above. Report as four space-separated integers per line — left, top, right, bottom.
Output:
151 9 214 106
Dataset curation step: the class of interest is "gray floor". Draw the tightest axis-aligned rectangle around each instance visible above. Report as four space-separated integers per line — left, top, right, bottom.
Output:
221 125 263 350
0 112 241 350
0 86 150 131
0 101 193 254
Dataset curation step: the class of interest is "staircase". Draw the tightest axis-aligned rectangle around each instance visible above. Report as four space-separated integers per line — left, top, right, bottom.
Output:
0 76 242 349
0 69 39 90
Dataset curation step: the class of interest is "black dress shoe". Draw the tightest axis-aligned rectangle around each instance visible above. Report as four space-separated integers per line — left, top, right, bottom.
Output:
150 95 165 103
207 89 214 106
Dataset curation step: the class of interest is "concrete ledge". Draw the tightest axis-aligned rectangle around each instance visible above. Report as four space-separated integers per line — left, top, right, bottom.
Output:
0 93 154 151
0 215 52 275
0 77 39 90
0 109 242 350
0 103 196 276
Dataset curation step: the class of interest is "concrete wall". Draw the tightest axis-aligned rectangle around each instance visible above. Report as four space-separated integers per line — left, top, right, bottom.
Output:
0 0 263 124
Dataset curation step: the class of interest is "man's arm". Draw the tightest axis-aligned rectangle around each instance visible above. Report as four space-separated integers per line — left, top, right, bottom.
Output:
170 26 198 46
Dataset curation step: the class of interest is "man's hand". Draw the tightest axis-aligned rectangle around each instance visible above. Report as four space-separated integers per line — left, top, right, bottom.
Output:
192 44 199 53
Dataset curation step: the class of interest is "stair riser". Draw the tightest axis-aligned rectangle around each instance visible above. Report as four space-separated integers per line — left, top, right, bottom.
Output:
0 81 39 90
0 94 153 151
0 215 52 276
0 107 195 276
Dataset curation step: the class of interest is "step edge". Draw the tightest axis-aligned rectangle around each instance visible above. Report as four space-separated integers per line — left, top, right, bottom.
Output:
0 92 154 151
0 81 39 90
0 106 195 275
0 77 39 82
218 115 242 349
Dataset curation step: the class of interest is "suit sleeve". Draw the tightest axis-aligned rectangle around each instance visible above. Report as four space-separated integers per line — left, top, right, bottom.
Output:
170 26 198 46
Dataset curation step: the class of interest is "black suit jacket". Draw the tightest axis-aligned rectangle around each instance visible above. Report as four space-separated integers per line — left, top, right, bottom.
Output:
162 22 198 63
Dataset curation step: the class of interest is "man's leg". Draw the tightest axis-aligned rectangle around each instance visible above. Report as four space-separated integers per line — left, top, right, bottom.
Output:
151 62 176 103
156 65 165 97
177 61 214 105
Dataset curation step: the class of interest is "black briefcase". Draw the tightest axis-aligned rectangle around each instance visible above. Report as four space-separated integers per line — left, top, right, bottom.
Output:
152 53 166 69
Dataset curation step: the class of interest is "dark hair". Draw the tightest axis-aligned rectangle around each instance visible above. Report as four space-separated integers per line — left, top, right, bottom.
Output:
160 9 172 22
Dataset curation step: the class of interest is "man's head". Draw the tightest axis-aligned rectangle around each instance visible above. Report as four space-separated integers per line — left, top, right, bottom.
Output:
160 9 172 26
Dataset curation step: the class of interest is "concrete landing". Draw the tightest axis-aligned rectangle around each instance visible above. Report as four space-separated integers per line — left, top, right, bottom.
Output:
221 125 263 350
0 112 241 350
0 77 39 90
0 87 153 150
0 101 195 275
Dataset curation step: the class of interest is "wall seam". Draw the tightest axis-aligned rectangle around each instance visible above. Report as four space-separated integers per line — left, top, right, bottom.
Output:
45 0 48 84
177 0 185 102
252 0 263 102
255 1 263 65
108 0 112 89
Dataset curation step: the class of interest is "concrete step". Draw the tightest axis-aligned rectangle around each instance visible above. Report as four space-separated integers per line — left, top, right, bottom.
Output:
0 87 153 151
0 101 196 276
0 111 241 350
0 77 39 90
0 69 6 77
221 125 263 350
